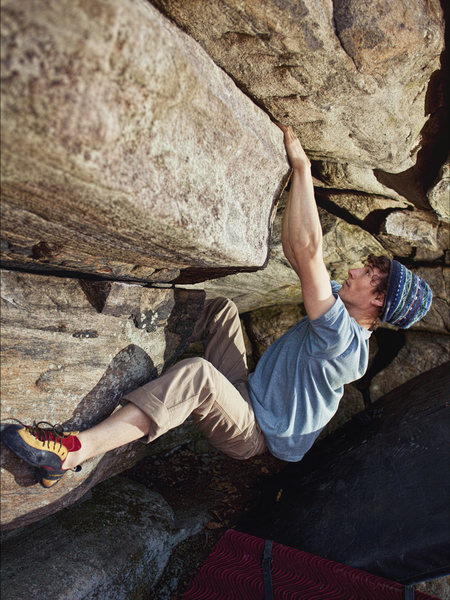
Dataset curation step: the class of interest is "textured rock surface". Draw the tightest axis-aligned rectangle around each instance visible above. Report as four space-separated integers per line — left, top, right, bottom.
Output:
0 269 204 529
415 577 450 600
313 160 423 203
152 0 444 174
411 265 449 333
182 204 388 312
1 0 289 280
370 332 450 401
0 477 209 600
380 210 449 254
427 155 450 222
316 189 410 223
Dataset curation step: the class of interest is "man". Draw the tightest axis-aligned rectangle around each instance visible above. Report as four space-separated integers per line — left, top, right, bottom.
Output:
1 125 433 486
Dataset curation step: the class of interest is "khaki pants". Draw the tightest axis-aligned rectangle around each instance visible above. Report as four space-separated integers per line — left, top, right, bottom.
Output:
124 298 267 459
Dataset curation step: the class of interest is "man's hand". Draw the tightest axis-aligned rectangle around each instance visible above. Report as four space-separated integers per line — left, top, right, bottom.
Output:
277 123 311 170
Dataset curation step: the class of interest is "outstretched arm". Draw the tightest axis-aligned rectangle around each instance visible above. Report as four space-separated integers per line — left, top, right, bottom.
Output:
279 124 335 320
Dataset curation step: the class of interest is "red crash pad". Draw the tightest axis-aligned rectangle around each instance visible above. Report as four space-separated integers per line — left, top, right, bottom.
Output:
183 529 439 599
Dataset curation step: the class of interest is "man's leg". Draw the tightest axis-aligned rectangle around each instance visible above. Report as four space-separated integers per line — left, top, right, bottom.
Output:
65 298 262 467
1 298 265 485
62 403 151 469
28 351 264 477
190 297 249 387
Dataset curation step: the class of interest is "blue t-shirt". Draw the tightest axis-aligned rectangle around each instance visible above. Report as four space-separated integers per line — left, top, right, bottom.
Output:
248 282 371 462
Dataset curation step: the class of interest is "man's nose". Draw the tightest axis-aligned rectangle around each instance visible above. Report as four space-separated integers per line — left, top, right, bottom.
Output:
348 268 363 279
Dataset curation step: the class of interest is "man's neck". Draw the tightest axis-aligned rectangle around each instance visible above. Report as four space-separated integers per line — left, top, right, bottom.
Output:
343 304 375 330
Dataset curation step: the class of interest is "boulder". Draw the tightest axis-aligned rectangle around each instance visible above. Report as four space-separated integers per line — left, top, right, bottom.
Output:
313 160 421 204
370 331 450 401
179 209 302 312
427 155 450 223
415 578 450 600
152 0 444 174
316 189 409 225
1 0 289 281
0 269 204 530
411 265 450 334
319 207 390 278
379 209 449 258
0 476 209 600
182 203 388 312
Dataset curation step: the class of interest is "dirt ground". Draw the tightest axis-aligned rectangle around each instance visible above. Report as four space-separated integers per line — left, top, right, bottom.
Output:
126 438 285 598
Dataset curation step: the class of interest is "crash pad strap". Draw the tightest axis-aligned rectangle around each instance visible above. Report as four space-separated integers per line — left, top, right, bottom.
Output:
262 539 274 600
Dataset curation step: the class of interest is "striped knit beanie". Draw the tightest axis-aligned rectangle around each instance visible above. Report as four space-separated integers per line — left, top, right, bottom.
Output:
380 260 433 328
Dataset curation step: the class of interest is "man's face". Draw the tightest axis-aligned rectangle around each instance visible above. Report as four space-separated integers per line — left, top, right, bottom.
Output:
338 265 385 311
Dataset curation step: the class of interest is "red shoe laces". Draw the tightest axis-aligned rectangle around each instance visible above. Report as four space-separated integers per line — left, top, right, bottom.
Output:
13 419 80 452
29 421 68 449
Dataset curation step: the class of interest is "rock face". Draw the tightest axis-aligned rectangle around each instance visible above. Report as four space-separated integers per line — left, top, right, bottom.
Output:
316 189 410 223
1 0 289 281
0 476 209 600
370 331 450 401
427 155 450 223
380 210 449 258
182 202 388 312
0 269 204 530
412 265 450 333
152 0 444 174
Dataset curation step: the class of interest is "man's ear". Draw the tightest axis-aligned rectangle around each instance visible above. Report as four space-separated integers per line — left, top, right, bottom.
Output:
371 293 385 308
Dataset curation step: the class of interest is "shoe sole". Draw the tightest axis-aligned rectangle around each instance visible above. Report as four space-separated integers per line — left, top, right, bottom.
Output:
35 467 66 488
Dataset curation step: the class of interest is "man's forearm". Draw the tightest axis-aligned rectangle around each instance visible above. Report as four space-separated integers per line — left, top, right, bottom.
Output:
283 165 323 265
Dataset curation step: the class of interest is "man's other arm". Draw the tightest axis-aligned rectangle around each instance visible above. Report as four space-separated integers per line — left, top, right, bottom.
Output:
279 124 335 320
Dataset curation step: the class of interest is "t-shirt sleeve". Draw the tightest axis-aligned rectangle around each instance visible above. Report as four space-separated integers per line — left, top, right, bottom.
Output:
305 292 352 359
331 280 342 294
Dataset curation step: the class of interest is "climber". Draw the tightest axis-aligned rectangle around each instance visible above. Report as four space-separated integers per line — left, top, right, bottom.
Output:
1 124 433 488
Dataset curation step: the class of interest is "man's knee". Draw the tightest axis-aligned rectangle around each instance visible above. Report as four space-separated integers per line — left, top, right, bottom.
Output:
223 298 238 315
205 296 236 312
210 297 239 320
175 356 213 375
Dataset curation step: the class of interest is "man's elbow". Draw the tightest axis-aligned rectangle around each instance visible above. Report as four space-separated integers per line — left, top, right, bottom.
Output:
291 238 323 266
